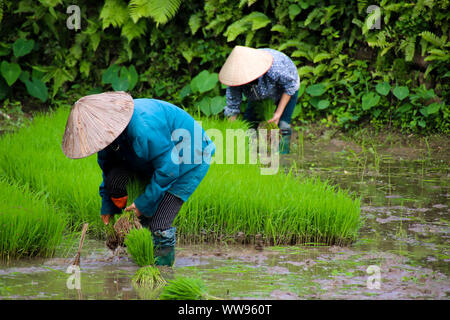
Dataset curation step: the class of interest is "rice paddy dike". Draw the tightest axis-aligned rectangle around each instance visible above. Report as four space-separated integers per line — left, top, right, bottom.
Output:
1 107 448 299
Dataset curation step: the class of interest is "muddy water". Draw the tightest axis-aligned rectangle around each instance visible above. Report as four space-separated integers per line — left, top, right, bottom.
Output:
0 140 448 300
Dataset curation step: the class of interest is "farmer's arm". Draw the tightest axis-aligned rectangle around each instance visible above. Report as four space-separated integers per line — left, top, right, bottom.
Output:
268 65 300 125
224 86 242 121
97 149 121 224
129 123 180 217
268 93 292 125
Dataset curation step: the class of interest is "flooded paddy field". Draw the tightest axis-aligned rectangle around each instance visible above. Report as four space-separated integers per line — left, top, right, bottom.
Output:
0 138 448 300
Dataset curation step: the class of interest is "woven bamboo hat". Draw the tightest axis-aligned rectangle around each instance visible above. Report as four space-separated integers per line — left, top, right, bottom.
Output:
219 46 273 86
62 91 134 159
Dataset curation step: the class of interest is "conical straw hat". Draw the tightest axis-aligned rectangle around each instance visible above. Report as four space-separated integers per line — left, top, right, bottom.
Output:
62 91 134 159
219 46 273 86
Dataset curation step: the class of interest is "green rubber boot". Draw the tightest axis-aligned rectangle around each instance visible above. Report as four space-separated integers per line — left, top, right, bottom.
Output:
152 227 176 267
155 246 175 267
279 121 292 154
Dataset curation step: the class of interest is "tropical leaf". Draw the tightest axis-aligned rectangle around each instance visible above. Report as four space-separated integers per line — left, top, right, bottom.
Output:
121 19 147 43
306 84 326 96
190 70 218 94
189 13 202 35
127 65 139 91
210 96 226 115
375 82 391 96
393 86 409 100
129 0 182 25
361 92 380 110
111 67 130 91
100 0 129 29
271 25 288 34
317 99 330 110
313 53 332 63
288 4 301 20
24 77 48 102
13 39 35 58
1 61 21 86
420 31 445 47
198 97 211 116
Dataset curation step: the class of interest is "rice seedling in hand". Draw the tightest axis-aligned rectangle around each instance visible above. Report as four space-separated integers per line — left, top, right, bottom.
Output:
124 227 156 267
106 210 142 250
255 99 278 130
159 277 219 300
132 266 167 288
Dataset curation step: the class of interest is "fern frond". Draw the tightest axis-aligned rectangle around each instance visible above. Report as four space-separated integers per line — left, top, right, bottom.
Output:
100 0 129 29
121 18 147 43
129 0 181 25
188 13 202 35
420 31 445 47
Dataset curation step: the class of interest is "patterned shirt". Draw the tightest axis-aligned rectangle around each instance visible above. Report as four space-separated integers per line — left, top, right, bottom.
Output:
224 48 300 116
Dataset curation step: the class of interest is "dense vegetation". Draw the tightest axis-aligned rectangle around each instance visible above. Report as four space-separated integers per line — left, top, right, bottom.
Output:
0 0 448 133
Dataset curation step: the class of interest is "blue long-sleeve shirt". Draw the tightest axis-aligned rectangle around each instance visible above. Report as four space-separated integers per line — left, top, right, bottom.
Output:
98 99 215 217
224 48 300 116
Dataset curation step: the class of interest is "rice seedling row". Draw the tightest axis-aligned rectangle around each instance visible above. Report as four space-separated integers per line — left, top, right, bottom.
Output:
0 107 361 247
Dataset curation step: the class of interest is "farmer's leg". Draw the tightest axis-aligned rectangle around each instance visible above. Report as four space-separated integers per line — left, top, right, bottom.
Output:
243 100 262 130
277 90 299 154
139 192 183 267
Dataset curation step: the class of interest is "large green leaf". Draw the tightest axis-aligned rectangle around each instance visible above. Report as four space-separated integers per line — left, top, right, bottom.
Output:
210 96 226 115
25 77 48 102
361 92 380 110
102 64 120 84
288 4 301 20
198 97 211 117
127 65 139 91
111 67 129 91
1 61 21 86
317 99 330 110
179 84 191 100
393 86 409 100
306 83 326 96
425 102 441 115
13 39 34 58
375 82 391 96
190 70 218 94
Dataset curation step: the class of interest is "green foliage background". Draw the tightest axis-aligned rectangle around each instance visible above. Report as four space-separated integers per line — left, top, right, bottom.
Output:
0 0 448 133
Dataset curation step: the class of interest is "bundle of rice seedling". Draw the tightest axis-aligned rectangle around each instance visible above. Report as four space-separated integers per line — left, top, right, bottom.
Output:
159 277 219 300
124 227 155 267
106 211 142 250
255 99 278 130
132 266 167 288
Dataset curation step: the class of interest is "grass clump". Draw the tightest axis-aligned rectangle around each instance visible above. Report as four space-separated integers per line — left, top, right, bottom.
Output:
159 277 218 300
0 178 66 259
132 266 167 288
124 227 155 267
0 107 104 236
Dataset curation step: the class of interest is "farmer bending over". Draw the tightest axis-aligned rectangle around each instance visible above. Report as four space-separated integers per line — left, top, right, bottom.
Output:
219 45 300 154
62 92 215 266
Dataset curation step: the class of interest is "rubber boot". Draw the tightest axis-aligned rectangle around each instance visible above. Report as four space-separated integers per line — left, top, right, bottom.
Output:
152 227 176 267
279 120 292 154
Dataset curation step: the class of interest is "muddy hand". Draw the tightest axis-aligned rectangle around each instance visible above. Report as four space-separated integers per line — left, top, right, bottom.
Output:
125 202 142 217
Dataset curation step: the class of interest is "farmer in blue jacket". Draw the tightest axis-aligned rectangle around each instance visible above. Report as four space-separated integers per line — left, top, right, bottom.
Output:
219 46 300 154
62 92 215 266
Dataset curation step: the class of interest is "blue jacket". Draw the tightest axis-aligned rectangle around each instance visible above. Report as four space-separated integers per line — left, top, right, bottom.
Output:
98 99 215 217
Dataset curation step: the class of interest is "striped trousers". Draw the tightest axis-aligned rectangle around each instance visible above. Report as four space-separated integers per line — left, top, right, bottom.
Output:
139 192 184 232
